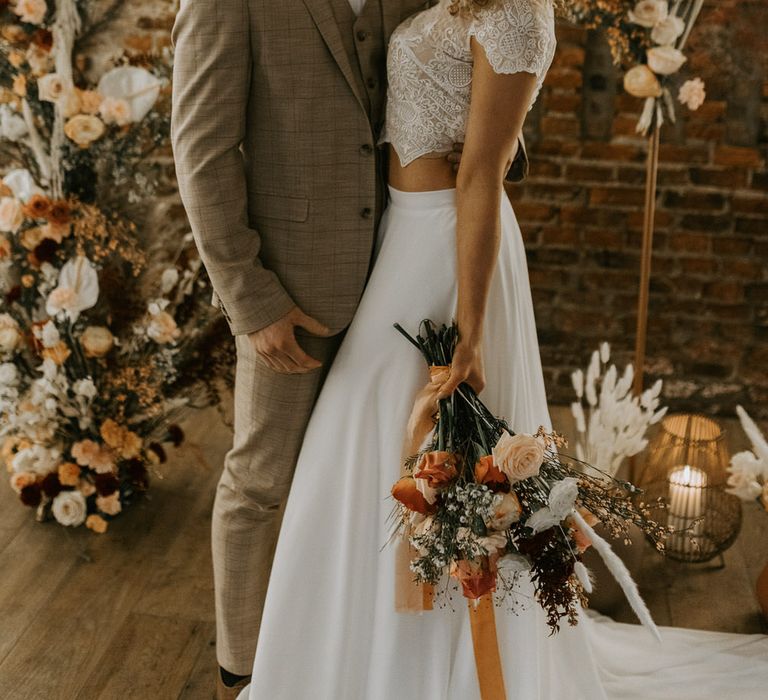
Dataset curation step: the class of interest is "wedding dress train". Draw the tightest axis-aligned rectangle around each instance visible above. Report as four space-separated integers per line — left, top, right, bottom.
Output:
240 188 768 699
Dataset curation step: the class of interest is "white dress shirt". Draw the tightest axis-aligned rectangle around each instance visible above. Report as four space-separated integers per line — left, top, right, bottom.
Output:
348 0 367 16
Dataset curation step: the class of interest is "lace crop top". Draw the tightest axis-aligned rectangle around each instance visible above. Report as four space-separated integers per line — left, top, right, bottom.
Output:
380 0 556 166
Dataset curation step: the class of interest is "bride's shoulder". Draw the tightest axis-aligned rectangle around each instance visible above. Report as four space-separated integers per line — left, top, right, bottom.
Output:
468 0 556 75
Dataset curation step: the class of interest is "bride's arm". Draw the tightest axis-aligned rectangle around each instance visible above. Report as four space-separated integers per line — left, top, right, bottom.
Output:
437 41 539 399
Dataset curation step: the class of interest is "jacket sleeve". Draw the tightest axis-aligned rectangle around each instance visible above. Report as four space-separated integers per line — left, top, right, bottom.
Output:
171 0 296 335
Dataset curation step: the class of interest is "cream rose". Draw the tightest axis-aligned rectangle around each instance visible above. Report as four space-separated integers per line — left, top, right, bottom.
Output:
487 492 523 530
628 0 668 28
647 45 687 76
13 0 48 25
147 310 180 344
0 313 21 353
51 490 87 527
81 325 114 357
492 431 545 484
0 197 24 233
678 77 706 110
623 65 662 98
37 73 68 103
651 15 685 45
64 114 105 148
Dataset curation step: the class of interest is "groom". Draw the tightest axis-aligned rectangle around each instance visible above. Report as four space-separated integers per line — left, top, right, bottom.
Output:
171 0 529 697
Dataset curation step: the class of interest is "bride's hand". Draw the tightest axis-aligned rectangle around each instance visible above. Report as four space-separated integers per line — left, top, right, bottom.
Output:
436 340 486 399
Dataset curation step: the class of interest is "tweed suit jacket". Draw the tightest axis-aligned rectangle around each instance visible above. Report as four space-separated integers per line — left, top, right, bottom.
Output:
170 0 529 336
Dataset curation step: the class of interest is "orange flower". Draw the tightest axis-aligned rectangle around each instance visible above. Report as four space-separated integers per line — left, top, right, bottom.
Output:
450 557 497 600
414 451 458 488
392 476 436 516
58 462 81 487
46 200 71 226
100 419 142 459
22 193 51 220
12 75 27 98
474 455 507 487
86 514 108 534
42 340 71 365
569 509 599 553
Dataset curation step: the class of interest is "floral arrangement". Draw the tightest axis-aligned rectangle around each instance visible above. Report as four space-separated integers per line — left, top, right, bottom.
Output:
727 405 768 513
0 1 232 532
390 321 667 635
569 0 706 134
570 342 667 479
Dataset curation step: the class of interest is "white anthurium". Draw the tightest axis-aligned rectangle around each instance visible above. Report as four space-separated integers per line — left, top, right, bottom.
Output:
97 66 162 123
526 478 580 534
2 168 45 202
45 256 99 323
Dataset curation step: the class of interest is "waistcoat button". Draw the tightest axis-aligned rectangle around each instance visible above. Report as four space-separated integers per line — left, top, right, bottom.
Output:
366 77 377 89
360 144 373 155
361 207 373 219
356 29 369 41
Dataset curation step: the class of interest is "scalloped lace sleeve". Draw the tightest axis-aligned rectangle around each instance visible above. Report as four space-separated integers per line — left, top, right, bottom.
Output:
468 0 556 77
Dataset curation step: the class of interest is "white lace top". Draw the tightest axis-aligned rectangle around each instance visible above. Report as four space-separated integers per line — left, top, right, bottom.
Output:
380 0 556 166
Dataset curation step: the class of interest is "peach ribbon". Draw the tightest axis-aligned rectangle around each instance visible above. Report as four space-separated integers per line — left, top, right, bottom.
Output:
395 366 507 699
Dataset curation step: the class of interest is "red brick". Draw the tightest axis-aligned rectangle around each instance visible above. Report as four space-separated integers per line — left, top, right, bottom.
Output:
513 202 556 222
735 217 766 235
616 166 647 185
659 143 710 164
752 172 768 191
544 68 583 89
656 168 691 186
712 236 753 256
536 140 581 157
544 92 581 112
612 115 642 138
703 281 744 303
529 159 563 178
669 233 712 254
526 183 585 202
714 145 764 168
731 195 768 215
680 213 732 232
581 142 643 162
583 228 624 249
685 123 726 141
540 115 581 139
560 206 626 227
719 258 765 279
690 167 749 188
552 45 585 68
541 225 579 246
589 186 645 207
565 163 614 181
663 190 727 211
680 257 718 275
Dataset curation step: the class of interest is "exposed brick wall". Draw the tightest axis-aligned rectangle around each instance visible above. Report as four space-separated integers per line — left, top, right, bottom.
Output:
517 0 768 419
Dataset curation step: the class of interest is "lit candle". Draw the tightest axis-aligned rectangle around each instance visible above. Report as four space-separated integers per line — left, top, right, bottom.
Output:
667 465 707 556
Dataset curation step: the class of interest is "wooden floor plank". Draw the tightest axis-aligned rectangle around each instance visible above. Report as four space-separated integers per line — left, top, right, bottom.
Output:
77 613 214 700
178 633 218 700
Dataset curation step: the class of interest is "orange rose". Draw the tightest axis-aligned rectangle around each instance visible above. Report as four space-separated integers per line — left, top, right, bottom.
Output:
474 455 507 487
450 557 497 600
414 451 458 488
392 476 435 515
58 462 81 487
569 509 599 553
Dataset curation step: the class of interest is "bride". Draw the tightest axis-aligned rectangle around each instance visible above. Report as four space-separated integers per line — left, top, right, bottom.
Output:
240 0 768 697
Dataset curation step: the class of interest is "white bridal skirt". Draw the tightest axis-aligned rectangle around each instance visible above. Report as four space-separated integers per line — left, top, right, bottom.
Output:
242 188 768 699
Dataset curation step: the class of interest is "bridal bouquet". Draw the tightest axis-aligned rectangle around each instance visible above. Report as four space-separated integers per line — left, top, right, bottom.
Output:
569 0 706 134
391 321 667 635
0 1 232 532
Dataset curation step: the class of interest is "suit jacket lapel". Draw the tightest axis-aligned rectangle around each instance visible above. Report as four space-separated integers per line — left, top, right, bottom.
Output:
302 0 367 112
381 0 405 44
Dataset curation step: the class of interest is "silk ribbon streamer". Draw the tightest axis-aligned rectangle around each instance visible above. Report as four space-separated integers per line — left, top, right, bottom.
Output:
394 366 507 698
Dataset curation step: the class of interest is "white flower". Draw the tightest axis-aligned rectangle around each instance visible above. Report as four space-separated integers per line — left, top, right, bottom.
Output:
526 507 561 534
161 267 179 294
2 169 45 202
0 105 28 142
628 0 668 28
478 532 507 555
97 66 161 123
571 369 584 399
647 45 687 76
147 310 181 344
651 15 685 45
37 73 70 103
0 314 21 353
73 378 97 399
0 362 18 385
45 256 99 322
0 197 24 233
39 320 60 348
99 96 132 126
492 431 545 484
548 477 580 519
497 553 531 575
574 561 593 593
52 490 87 527
13 0 48 25
12 444 60 475
678 77 706 111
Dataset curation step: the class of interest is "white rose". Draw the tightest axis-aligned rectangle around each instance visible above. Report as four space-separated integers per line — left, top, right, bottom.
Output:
647 45 687 76
0 314 21 353
52 490 87 527
628 0 668 28
37 73 69 103
492 431 545 484
0 105 28 142
0 362 18 385
651 15 685 45
0 197 24 233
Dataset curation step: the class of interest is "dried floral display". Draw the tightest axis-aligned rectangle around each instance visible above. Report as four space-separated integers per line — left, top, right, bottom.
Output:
727 406 768 513
567 0 706 133
0 1 232 532
390 321 668 636
570 342 667 479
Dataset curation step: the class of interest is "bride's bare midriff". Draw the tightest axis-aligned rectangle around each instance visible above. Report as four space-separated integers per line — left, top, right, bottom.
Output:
387 145 457 192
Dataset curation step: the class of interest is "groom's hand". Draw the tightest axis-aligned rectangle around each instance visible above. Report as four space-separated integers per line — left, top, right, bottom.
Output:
247 306 332 374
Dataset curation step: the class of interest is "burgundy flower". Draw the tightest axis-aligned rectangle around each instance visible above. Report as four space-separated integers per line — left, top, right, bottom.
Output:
148 442 167 464
40 472 63 498
20 483 42 507
94 473 120 496
167 424 184 447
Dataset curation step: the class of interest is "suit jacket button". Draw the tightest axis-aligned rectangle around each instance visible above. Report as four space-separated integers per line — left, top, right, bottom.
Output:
361 207 373 219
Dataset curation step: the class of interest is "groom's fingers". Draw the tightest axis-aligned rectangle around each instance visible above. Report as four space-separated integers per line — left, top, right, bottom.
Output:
293 310 332 337
281 334 323 371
